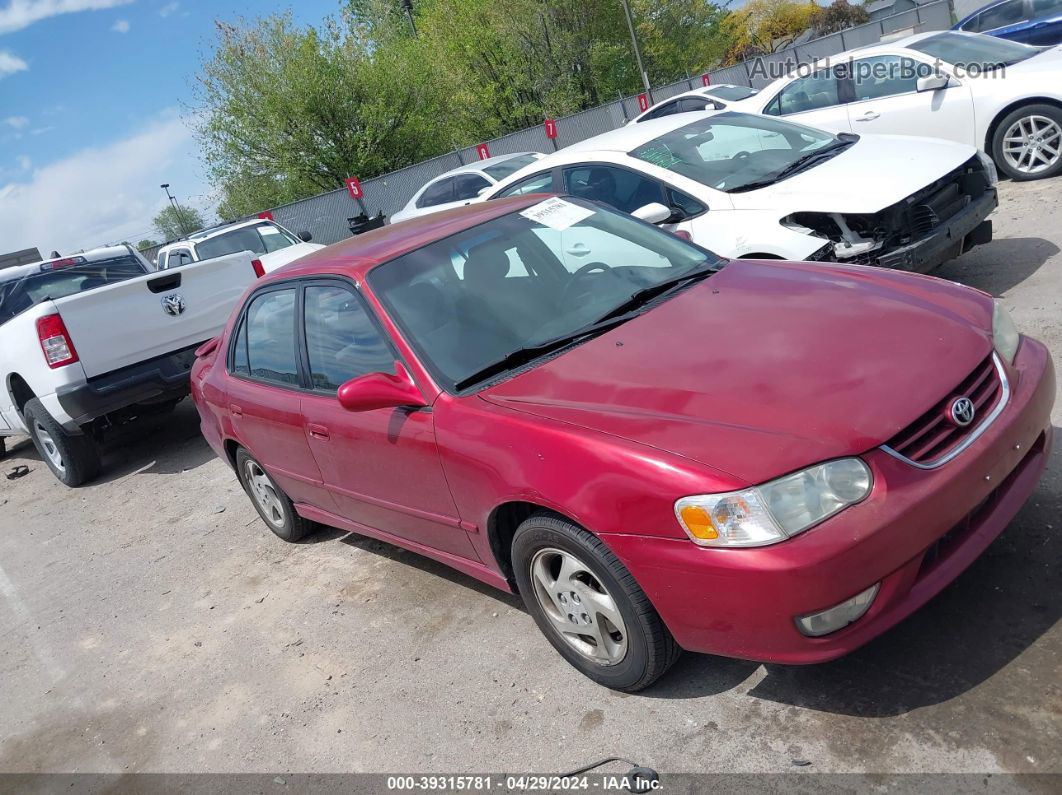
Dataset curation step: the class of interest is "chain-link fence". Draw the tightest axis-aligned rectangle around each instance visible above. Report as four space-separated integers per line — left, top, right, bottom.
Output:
246 0 953 248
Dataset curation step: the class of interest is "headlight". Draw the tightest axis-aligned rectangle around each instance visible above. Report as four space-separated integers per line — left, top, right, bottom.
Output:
992 299 1019 363
977 150 999 185
675 458 872 548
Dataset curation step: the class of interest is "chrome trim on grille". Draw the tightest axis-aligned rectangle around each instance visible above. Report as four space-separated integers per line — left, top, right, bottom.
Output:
880 353 1010 470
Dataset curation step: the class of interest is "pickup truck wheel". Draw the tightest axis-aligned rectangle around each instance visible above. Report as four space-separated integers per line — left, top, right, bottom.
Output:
235 447 313 542
992 104 1062 181
23 398 100 487
512 513 681 692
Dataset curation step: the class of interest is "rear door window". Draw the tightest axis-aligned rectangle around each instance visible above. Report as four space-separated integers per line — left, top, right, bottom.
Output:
978 0 1027 29
242 289 299 386
767 71 842 116
496 172 554 197
417 177 456 208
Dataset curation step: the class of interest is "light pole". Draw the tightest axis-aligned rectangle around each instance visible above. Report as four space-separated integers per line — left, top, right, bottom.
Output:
619 0 651 95
400 0 417 36
160 183 190 236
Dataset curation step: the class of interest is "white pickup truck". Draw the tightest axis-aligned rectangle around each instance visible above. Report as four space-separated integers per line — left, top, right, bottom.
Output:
0 244 261 486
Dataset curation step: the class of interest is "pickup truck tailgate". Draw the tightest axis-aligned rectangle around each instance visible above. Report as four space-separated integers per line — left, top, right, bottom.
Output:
55 252 257 379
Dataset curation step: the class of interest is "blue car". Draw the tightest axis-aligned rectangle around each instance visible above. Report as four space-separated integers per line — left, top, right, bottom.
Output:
955 0 1062 45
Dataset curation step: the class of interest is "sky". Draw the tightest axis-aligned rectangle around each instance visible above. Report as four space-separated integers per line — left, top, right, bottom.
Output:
0 0 338 254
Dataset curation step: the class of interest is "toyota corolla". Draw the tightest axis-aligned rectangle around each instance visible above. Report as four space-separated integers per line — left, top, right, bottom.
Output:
190 196 1054 691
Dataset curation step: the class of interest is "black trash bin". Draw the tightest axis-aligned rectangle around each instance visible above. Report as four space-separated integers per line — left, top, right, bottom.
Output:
347 213 387 236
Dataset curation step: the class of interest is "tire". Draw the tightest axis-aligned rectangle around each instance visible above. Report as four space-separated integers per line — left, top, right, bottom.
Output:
22 398 100 487
512 513 680 692
235 447 313 542
991 103 1062 181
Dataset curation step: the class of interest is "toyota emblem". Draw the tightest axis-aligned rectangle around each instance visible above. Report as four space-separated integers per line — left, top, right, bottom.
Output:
161 293 186 317
949 396 975 427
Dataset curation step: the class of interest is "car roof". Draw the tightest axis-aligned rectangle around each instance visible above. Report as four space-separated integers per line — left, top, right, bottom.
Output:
0 244 134 283
260 194 552 284
427 151 542 180
565 111 729 154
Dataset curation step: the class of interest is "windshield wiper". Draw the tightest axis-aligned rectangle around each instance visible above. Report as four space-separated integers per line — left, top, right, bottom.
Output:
453 313 638 391
729 139 854 193
592 264 717 325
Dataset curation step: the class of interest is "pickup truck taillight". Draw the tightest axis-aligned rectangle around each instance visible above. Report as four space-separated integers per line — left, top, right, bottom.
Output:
252 259 265 278
36 314 79 368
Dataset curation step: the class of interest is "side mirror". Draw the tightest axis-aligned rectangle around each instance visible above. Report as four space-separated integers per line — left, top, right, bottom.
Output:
336 362 428 412
916 74 950 92
631 202 673 224
298 230 313 242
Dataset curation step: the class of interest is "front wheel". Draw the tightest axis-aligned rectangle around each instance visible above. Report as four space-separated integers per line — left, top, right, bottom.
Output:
23 398 100 487
511 513 680 691
992 104 1062 181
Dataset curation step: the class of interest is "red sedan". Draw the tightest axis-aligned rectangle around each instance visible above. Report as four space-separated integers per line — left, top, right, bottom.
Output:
191 195 1055 691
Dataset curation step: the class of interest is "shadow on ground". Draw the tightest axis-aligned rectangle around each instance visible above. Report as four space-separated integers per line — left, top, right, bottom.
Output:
644 431 1061 714
938 236 1058 295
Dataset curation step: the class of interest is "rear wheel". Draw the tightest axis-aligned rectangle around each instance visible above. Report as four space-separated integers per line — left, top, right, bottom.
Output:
512 513 680 691
992 104 1062 181
23 398 100 487
235 447 313 542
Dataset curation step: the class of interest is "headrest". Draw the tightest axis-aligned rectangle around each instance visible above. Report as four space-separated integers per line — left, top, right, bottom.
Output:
463 240 511 285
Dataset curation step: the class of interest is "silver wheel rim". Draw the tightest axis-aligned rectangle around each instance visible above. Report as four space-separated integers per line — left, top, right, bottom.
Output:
244 460 285 529
1002 115 1062 175
33 420 64 473
529 547 628 666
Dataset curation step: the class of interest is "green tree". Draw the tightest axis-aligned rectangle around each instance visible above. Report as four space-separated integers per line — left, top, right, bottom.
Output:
195 11 446 219
153 205 206 241
719 0 821 64
810 0 869 35
136 238 160 251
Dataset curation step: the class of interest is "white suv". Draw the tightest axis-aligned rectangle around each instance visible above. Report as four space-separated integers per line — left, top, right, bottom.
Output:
157 219 323 273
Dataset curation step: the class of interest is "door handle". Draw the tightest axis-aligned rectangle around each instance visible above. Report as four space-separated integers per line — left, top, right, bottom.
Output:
565 243 591 256
229 404 243 417
307 423 330 440
855 111 880 121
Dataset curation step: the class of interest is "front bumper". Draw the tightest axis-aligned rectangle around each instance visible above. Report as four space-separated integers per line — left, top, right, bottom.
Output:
872 188 997 273
56 342 203 427
602 336 1054 663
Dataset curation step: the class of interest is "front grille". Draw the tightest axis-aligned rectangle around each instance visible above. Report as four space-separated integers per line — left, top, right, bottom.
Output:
885 354 1003 466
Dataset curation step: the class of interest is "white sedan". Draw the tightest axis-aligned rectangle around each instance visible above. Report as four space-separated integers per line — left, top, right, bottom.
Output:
734 30 1062 181
482 110 997 272
390 152 544 224
627 84 760 125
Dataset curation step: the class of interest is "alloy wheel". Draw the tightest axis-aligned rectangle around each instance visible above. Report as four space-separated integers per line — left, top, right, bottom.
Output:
1002 114 1062 175
529 547 628 666
32 420 65 473
245 460 285 529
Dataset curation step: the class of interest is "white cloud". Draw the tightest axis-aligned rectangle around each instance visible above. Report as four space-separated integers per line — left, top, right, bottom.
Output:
0 0 132 34
16 155 31 170
0 50 28 79
158 1 178 17
0 113 215 252
4 115 29 128
111 17 129 32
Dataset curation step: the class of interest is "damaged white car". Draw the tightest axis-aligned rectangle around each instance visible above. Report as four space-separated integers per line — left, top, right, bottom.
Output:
484 111 997 271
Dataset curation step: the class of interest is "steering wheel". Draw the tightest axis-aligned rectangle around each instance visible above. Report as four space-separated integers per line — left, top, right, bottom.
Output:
560 262 614 305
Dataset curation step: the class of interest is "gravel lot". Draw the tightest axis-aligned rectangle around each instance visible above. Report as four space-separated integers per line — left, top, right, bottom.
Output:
1 178 1060 777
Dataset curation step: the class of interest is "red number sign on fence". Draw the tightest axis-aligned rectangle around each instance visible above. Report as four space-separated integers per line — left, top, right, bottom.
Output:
476 142 491 160
702 74 711 87
344 176 363 200
544 119 557 139
256 211 274 221
637 93 649 112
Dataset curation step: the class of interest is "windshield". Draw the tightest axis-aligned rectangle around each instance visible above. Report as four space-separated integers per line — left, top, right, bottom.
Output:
630 112 841 192
706 85 757 101
368 197 720 390
483 154 540 181
0 255 146 326
195 223 298 260
907 32 1042 67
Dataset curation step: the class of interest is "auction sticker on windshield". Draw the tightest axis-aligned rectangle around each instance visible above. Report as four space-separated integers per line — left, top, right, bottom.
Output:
519 197 595 230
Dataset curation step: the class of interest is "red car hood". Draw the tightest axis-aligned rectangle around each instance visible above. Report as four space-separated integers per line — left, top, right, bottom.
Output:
479 260 994 485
